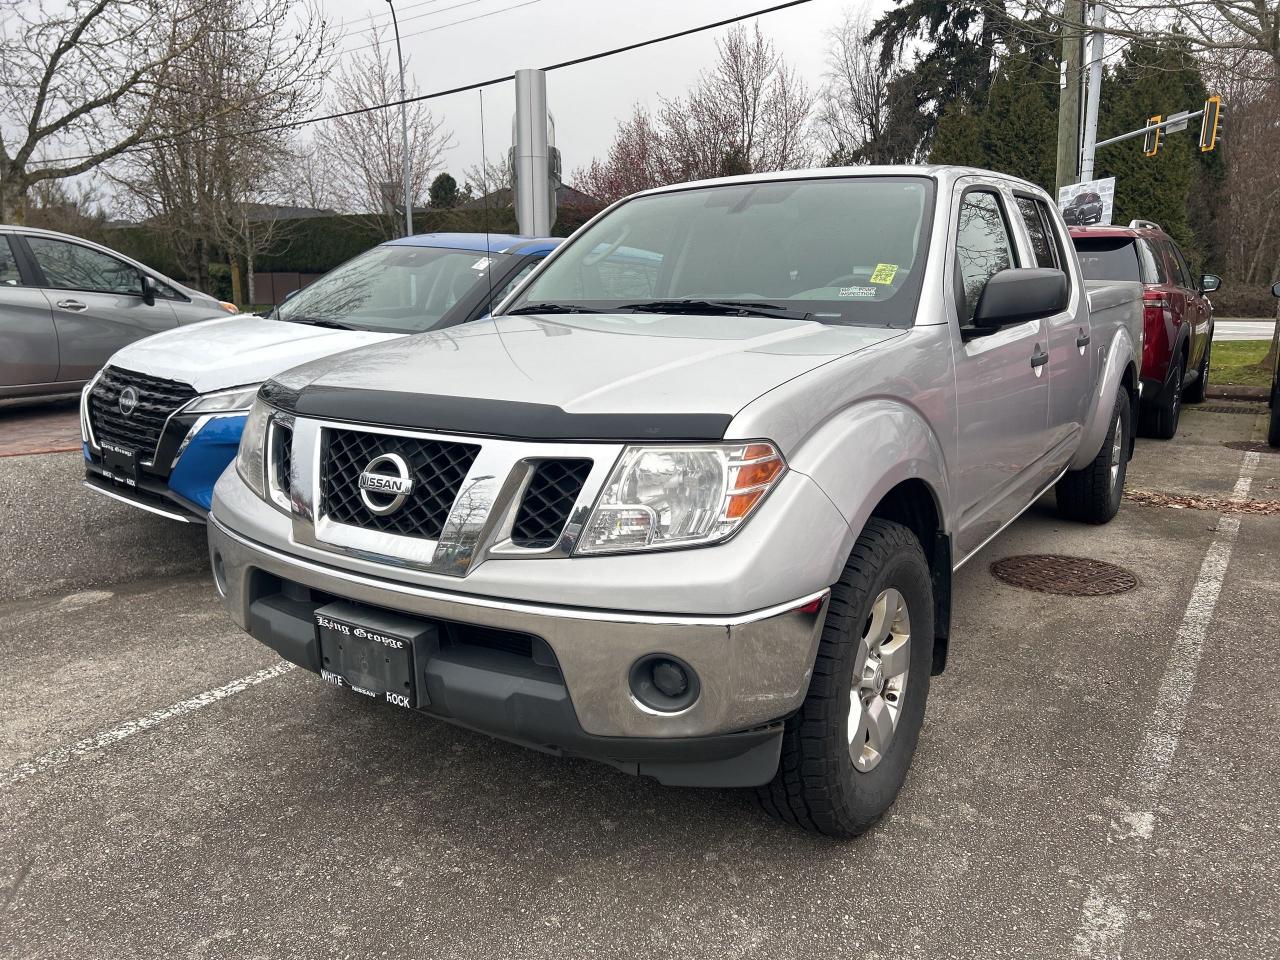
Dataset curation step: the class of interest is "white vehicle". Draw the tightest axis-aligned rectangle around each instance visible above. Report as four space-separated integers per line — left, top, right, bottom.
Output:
79 234 559 521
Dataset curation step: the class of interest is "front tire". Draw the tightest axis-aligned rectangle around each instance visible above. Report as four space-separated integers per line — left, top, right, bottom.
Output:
1057 388 1129 524
757 518 933 838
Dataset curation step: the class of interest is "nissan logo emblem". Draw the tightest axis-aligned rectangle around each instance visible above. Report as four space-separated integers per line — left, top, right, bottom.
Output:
118 386 139 416
357 452 415 516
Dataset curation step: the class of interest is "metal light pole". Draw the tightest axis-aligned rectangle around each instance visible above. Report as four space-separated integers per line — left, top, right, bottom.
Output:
385 0 413 237
1079 3 1107 182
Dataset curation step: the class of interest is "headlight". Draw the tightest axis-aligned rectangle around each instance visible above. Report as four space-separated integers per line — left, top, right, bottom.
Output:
576 442 786 555
186 383 261 414
235 397 272 498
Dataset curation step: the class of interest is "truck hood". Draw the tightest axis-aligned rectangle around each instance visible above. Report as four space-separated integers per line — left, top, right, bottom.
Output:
108 315 400 394
275 313 906 421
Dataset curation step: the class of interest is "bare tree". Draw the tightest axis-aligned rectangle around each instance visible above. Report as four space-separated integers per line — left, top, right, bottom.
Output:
818 9 893 163
109 0 331 301
324 27 452 239
999 1 1280 90
0 0 208 221
573 24 815 203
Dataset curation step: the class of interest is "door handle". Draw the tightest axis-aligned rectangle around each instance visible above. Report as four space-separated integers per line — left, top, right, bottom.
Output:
1076 333 1091 348
1030 347 1049 369
56 299 87 312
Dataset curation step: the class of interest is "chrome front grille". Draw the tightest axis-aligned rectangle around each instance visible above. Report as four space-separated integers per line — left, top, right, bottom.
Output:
320 428 480 540
282 419 620 577
88 367 197 460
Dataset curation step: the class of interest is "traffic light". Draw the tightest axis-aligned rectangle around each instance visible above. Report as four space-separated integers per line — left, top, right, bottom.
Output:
1200 95 1223 152
1143 115 1163 157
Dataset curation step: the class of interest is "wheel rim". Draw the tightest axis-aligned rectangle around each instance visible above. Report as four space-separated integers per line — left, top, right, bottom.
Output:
1110 407 1125 489
848 588 911 773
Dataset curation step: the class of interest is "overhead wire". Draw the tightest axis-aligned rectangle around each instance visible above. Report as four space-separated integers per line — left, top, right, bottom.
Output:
37 0 817 165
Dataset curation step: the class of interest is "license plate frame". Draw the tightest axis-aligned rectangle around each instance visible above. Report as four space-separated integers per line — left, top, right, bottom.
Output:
314 602 438 710
100 442 139 486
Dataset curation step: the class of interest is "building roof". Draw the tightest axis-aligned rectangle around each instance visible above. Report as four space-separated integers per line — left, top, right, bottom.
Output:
384 232 561 255
459 183 602 211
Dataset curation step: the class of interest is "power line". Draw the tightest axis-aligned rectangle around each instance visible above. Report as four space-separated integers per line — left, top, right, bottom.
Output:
39 0 816 166
337 0 497 47
339 0 543 57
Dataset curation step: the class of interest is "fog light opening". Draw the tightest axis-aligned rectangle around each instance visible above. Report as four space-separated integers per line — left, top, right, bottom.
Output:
211 549 227 598
629 654 700 713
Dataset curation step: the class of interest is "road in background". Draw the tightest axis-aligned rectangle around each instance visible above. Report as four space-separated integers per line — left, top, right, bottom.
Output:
1 403 1278 959
1214 319 1276 341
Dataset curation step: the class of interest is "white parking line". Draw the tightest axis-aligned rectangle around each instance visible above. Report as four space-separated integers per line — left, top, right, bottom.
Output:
1073 451 1261 958
1 661 295 788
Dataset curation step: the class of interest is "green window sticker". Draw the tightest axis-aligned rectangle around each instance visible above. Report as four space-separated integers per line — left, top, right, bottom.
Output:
870 263 899 285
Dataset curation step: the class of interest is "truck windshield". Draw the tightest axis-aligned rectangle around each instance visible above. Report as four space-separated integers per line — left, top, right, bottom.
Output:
505 176 935 327
277 245 512 334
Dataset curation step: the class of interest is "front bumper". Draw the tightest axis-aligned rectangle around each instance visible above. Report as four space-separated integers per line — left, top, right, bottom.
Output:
208 515 829 785
82 412 246 521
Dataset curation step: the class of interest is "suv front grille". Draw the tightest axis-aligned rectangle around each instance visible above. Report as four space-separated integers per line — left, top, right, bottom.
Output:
88 367 197 461
320 428 480 539
511 459 592 549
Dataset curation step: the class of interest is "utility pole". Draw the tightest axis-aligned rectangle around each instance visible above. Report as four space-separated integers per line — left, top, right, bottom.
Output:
1055 0 1086 192
1079 3 1106 182
385 0 413 238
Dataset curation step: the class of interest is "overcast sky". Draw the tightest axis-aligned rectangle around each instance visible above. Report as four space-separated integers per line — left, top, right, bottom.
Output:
319 0 893 187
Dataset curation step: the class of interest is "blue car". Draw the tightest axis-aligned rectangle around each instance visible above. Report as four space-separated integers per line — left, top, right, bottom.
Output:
81 233 560 522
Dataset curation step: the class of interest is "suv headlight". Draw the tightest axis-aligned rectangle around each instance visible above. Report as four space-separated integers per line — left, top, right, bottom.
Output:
576 442 786 555
186 383 261 414
235 397 272 498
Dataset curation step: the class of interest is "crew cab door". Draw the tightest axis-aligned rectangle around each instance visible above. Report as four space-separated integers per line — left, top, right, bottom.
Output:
20 234 179 383
1013 194 1091 451
948 185 1053 559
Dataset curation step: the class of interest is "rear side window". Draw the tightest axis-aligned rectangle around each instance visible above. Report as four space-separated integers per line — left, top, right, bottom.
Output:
0 237 22 286
1016 197 1061 269
955 190 1018 322
1137 240 1167 283
1073 238 1141 282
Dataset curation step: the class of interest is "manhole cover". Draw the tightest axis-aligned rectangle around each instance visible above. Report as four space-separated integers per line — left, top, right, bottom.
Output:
1199 404 1266 415
1223 440 1280 454
990 555 1138 596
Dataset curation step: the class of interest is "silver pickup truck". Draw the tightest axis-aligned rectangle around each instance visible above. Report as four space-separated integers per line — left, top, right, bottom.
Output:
207 166 1142 837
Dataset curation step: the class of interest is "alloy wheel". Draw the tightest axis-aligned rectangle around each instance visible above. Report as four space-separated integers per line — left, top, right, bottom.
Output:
848 588 912 773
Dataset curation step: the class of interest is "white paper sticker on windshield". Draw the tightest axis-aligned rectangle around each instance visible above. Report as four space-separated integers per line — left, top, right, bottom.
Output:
471 258 493 271
839 285 877 299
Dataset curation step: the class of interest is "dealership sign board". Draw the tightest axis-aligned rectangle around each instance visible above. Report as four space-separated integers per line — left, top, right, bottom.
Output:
1058 177 1116 226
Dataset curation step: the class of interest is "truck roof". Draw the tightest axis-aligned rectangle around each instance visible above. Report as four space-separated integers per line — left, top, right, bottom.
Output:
384 232 561 256
626 164 1052 202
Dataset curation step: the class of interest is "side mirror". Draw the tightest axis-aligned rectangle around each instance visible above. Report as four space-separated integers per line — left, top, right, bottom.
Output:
1200 274 1221 293
971 268 1069 333
1271 280 1280 299
141 274 157 306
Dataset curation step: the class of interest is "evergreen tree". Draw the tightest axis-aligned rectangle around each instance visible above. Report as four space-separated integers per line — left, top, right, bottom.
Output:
429 172 460 209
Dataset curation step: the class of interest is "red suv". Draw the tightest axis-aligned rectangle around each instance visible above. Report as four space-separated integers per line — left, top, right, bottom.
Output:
1071 221 1218 439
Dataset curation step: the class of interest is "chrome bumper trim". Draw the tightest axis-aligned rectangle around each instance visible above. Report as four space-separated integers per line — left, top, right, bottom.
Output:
209 514 828 738
83 479 201 524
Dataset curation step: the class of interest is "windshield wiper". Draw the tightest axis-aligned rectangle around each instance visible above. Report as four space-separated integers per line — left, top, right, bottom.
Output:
506 302 605 315
282 316 360 330
619 299 813 321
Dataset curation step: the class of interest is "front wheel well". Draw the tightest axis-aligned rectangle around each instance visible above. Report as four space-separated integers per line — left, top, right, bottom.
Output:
866 479 951 675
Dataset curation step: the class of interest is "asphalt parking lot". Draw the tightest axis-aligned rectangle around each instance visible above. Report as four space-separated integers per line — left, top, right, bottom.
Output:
1 403 1277 960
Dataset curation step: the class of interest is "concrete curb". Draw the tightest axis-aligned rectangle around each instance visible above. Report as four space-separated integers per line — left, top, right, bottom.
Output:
1207 385 1268 400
